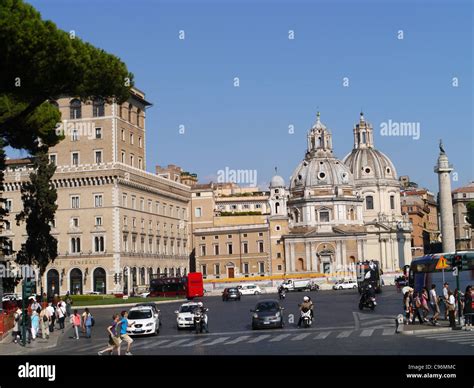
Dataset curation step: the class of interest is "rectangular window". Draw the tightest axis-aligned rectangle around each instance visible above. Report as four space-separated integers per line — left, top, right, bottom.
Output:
121 151 126 163
319 211 330 222
132 218 137 228
94 150 102 164
95 127 102 139
72 218 79 227
49 154 57 165
5 199 12 213
121 129 125 141
131 196 136 209
94 194 103 208
95 217 102 226
277 265 282 271
122 194 127 207
195 207 202 218
214 264 220 276
277 252 281 258
72 152 79 166
138 158 143 169
255 204 262 209
258 232 263 237
258 241 264 253
123 234 128 252
71 129 79 142
227 244 233 255
242 242 248 254
140 198 145 211
71 196 80 209
201 265 207 277
130 133 134 145
243 263 249 274
200 245 206 256
139 137 143 148
123 216 128 226
390 195 395 210
213 244 219 255
258 262 265 273
148 200 153 213
130 154 134 167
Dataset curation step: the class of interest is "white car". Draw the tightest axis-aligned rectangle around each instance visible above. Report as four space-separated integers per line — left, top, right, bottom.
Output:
333 280 358 290
237 284 262 295
175 302 199 329
139 292 150 298
126 306 160 336
2 293 21 302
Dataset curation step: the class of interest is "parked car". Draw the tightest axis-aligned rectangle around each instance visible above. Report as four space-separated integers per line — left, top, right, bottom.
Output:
251 299 284 329
175 302 199 329
2 293 21 302
238 284 262 295
333 280 358 290
139 292 150 298
222 287 241 301
126 305 160 336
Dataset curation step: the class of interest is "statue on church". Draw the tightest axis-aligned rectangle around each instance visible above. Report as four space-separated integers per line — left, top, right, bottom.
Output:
439 139 446 155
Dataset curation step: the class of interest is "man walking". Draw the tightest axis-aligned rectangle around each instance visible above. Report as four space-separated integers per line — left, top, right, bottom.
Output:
442 282 450 320
429 284 440 325
39 307 50 339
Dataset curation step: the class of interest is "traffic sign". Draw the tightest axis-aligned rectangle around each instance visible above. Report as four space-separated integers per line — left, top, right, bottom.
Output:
435 256 449 270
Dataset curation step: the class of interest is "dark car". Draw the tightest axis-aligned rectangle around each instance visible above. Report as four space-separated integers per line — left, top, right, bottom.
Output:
222 287 241 301
251 299 284 329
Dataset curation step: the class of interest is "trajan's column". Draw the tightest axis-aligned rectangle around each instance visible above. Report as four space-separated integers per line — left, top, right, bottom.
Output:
434 140 456 252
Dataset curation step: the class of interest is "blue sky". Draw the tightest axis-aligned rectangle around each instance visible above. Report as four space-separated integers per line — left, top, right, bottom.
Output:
21 0 473 193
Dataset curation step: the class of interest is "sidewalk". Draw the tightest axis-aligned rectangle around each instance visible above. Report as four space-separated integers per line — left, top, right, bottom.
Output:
399 319 456 335
0 325 70 355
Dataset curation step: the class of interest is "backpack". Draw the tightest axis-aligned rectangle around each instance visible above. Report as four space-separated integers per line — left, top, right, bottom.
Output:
91 316 95 327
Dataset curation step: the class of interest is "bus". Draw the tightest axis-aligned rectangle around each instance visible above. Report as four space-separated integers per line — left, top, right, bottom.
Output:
149 272 204 299
356 260 382 294
409 251 474 293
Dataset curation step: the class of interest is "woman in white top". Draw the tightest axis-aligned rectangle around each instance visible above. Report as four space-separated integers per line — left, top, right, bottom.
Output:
447 290 456 328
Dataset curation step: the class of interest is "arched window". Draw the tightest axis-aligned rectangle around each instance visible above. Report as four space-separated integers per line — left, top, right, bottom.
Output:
47 269 60 298
71 237 81 253
136 108 141 127
157 267 161 276
362 132 366 143
164 267 168 276
170 268 175 277
140 267 146 285
275 202 280 214
70 268 83 295
366 195 374 210
128 104 132 123
93 98 105 117
390 195 395 210
93 268 106 294
94 236 105 252
70 99 82 119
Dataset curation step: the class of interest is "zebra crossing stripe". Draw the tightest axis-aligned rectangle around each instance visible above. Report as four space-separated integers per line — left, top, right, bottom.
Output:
182 338 209 347
224 336 251 345
382 328 395 336
269 334 291 342
247 335 271 343
292 333 312 341
161 339 189 348
314 332 331 340
336 331 352 338
360 329 374 337
203 337 230 346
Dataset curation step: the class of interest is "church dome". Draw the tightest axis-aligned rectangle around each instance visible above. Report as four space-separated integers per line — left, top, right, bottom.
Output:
343 148 398 181
270 175 285 188
290 157 354 190
343 113 398 183
289 112 355 191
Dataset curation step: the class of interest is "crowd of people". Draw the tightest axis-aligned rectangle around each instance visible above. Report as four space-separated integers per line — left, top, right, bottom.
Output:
11 292 95 344
402 283 473 330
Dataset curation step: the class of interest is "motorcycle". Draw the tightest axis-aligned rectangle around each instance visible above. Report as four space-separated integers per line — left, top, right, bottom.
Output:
278 288 286 300
300 308 312 328
194 308 209 334
358 292 376 310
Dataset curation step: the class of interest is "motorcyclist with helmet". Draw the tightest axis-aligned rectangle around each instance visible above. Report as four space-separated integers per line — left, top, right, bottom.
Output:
297 296 314 327
194 301 209 333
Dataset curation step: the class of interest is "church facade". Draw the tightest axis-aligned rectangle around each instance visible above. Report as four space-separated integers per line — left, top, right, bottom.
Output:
270 112 412 274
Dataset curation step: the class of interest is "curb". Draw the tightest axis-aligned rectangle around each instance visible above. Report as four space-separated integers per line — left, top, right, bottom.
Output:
76 298 187 309
400 327 452 336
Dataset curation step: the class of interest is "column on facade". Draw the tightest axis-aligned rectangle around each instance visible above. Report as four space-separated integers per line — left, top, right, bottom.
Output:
305 242 311 272
310 242 317 273
357 239 362 260
126 267 131 295
341 240 347 272
391 237 397 271
285 241 292 272
290 243 296 273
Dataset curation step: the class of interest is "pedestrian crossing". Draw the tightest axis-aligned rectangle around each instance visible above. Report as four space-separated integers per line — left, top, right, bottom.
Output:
63 327 398 354
412 330 474 347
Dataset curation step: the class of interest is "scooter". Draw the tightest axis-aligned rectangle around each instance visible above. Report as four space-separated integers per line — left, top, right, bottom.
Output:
358 293 376 310
278 288 286 300
300 309 313 328
194 308 209 334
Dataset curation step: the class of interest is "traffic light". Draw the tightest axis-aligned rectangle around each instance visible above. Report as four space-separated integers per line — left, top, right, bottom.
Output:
452 255 462 270
22 279 35 299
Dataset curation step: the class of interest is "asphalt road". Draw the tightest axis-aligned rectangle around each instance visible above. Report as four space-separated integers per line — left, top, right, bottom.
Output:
45 286 474 355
